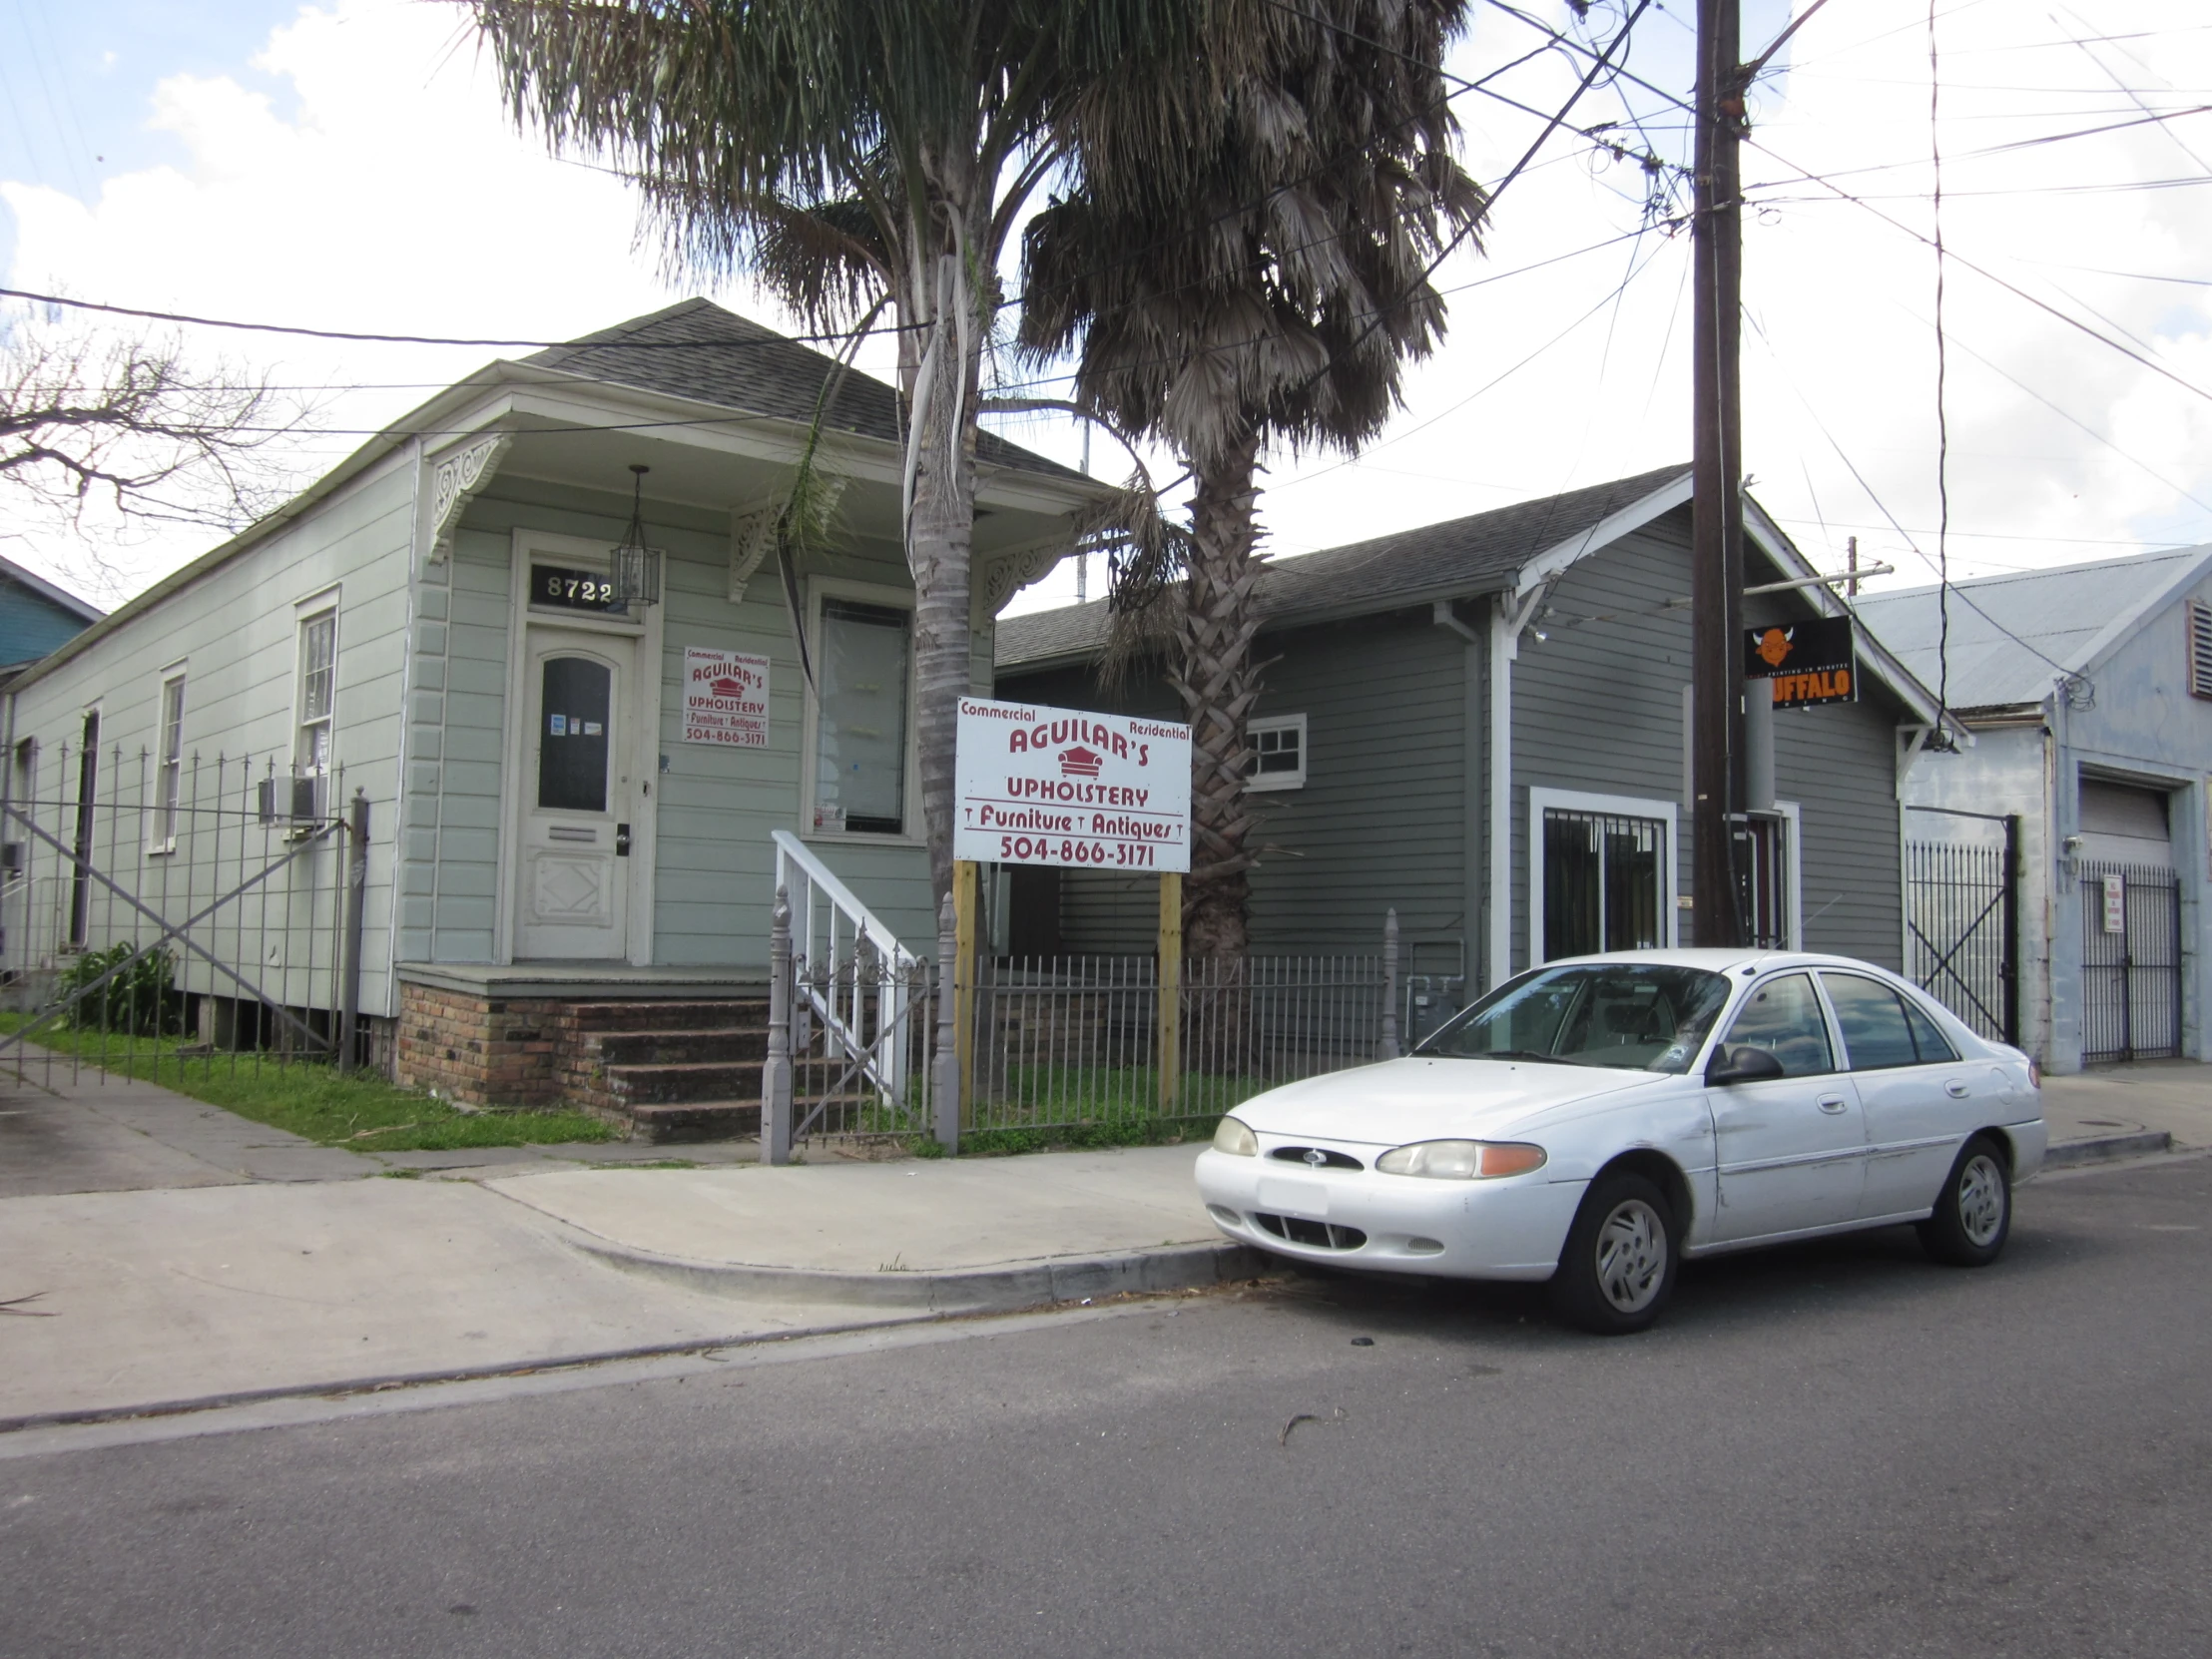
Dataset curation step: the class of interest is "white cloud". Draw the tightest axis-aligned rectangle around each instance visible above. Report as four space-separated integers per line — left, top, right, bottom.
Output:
4 0 2208 615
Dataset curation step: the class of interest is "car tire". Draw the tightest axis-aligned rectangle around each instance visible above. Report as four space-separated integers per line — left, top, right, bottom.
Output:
1548 1171 1679 1336
1918 1135 2011 1267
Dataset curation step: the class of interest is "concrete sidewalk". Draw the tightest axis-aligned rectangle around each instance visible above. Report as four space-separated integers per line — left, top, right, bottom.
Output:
1 1055 2204 1431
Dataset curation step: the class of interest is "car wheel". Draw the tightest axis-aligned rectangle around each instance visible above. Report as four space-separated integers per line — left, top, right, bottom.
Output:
1918 1135 2011 1267
1548 1171 1678 1335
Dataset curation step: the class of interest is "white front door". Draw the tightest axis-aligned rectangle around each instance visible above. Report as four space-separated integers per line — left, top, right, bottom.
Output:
515 629 636 959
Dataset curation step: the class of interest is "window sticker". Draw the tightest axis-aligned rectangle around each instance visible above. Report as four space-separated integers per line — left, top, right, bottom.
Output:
550 714 568 736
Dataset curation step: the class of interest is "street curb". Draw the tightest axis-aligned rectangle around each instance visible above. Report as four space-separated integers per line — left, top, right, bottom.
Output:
560 1232 1273 1315
2044 1130 2173 1169
0 1314 951 1437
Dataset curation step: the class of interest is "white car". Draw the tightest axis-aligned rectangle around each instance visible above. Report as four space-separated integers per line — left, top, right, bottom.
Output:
1196 950 2047 1334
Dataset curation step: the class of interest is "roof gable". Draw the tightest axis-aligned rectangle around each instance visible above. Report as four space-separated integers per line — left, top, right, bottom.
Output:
524 298 1081 481
996 462 1692 668
1851 545 2212 710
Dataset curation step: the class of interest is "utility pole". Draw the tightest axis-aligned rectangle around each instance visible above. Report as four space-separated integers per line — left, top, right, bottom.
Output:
1691 0 1747 947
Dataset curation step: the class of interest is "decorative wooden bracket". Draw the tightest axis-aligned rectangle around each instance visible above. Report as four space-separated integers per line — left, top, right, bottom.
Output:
424 433 511 567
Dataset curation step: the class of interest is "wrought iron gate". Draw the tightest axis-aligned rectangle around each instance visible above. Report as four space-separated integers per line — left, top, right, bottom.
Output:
2080 860 2181 1062
0 743 372 1085
1906 821 2019 1046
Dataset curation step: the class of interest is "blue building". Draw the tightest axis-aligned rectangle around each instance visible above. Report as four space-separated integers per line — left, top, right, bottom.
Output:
0 555 102 679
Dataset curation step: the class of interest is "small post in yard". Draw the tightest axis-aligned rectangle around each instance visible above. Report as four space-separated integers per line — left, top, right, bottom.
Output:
1157 869 1182 1112
764 884 795 1165
1379 908 1400 1060
952 859 978 1109
931 891 961 1153
336 791 369 1072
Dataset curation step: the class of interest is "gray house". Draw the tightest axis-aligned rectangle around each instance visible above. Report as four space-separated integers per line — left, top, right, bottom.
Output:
0 300 1098 1126
997 465 1957 1038
1856 547 2212 1071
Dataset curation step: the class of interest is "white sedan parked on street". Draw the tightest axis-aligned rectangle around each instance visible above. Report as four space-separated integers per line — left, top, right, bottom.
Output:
1196 950 2046 1333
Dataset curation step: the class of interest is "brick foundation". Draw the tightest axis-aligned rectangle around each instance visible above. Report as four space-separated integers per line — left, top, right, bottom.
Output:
395 983 590 1108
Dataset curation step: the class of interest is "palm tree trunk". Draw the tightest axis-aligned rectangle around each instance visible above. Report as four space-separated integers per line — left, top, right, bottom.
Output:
907 252 982 910
1172 429 1266 961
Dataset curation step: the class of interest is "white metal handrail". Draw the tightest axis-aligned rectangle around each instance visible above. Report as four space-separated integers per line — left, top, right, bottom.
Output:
770 830 919 1102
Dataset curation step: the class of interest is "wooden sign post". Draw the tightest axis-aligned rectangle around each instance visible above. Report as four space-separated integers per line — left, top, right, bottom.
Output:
1157 869 1182 1112
952 858 979 1112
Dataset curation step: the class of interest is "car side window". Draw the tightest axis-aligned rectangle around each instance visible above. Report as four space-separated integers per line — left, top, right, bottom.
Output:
1819 972 1920 1071
1899 995 1960 1063
1720 973 1834 1078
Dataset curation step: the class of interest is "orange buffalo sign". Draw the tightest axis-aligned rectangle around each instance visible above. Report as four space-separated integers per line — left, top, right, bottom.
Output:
1743 616 1856 708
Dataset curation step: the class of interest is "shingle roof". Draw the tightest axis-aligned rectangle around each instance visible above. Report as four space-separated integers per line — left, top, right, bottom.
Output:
525 298 1082 480
1850 546 2212 710
996 462 1691 668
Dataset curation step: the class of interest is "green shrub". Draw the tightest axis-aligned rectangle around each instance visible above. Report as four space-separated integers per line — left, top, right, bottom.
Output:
54 942 183 1035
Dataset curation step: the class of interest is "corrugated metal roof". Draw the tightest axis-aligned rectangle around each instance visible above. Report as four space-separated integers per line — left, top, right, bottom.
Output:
526 298 1080 481
1851 546 2212 710
996 462 1690 668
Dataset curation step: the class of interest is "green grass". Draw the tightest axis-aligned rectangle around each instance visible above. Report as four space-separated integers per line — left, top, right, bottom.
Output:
871 1063 1245 1157
0 1016 615 1153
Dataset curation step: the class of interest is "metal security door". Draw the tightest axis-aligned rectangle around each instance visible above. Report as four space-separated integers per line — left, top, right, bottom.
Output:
2080 861 2180 1062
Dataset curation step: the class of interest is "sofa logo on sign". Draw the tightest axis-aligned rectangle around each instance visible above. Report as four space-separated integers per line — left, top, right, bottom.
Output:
681 647 772 749
954 698 1191 872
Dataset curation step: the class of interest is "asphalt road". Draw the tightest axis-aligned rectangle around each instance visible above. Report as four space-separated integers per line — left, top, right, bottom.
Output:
5 1156 2210 1658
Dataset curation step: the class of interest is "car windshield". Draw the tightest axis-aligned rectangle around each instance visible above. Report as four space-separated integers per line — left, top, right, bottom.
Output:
1416 963 1734 1072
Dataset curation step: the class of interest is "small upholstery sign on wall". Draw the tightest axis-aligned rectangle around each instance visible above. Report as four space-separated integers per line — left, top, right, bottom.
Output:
681 647 771 748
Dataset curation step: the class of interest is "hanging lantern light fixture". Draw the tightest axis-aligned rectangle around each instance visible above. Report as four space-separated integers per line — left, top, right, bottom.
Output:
608 463 663 607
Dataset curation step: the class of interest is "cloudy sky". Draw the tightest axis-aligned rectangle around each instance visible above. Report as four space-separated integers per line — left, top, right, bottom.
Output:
2 0 2208 615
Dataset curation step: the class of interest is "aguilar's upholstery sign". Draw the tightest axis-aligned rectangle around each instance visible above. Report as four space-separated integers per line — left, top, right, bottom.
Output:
681 647 771 747
954 698 1192 871
1743 615 1857 708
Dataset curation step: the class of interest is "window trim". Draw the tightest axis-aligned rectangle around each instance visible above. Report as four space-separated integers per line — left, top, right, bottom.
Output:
1245 713 1309 792
150 663 188 854
2188 599 2212 700
292 589 340 778
800 576 922 846
1528 787 1680 965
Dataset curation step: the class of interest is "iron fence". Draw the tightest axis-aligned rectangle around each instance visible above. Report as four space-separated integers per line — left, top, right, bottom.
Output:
2080 859 2181 1063
764 898 1406 1153
0 744 373 1091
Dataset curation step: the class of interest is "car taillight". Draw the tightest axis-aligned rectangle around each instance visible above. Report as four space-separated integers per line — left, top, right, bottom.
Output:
2027 1057 2041 1090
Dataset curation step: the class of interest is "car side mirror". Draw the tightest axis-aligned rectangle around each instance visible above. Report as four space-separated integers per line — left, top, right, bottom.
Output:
1707 1044 1786 1086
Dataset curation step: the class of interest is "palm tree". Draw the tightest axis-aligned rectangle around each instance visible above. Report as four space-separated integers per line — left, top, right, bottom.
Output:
468 0 1209 903
1019 0 1483 958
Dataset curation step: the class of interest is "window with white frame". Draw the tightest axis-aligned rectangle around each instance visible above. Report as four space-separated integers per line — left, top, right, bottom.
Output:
811 595 912 835
295 607 337 774
1530 789 1677 963
1246 714 1307 791
155 669 187 849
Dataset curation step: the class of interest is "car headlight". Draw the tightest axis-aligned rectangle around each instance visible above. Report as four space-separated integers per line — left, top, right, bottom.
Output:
1376 1139 1547 1179
1213 1117 1259 1157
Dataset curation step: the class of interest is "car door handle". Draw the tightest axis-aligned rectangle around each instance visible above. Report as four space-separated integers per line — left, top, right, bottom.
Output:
1944 1079 1969 1098
1817 1095 1850 1114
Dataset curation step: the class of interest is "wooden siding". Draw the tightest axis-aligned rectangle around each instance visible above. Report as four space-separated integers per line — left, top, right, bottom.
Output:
4 456 415 1015
1000 502 1908 977
398 474 946 970
0 578 95 669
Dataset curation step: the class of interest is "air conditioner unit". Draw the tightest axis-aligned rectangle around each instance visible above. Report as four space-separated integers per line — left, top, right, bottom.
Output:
258 773 326 826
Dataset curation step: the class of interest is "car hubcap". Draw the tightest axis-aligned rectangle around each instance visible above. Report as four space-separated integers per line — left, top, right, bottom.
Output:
1594 1199 1667 1313
1957 1154 2005 1247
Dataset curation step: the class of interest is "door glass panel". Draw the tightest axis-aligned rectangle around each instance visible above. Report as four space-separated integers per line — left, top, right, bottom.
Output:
538 657 612 813
814 600 910 834
1820 973 1920 1070
1721 972 1834 1077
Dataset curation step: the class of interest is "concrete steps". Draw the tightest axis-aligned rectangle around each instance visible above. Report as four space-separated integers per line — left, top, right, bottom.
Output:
568 998 770 1143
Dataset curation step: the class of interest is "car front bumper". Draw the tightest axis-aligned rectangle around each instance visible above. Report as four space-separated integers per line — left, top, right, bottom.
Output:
1195 1147 1586 1282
